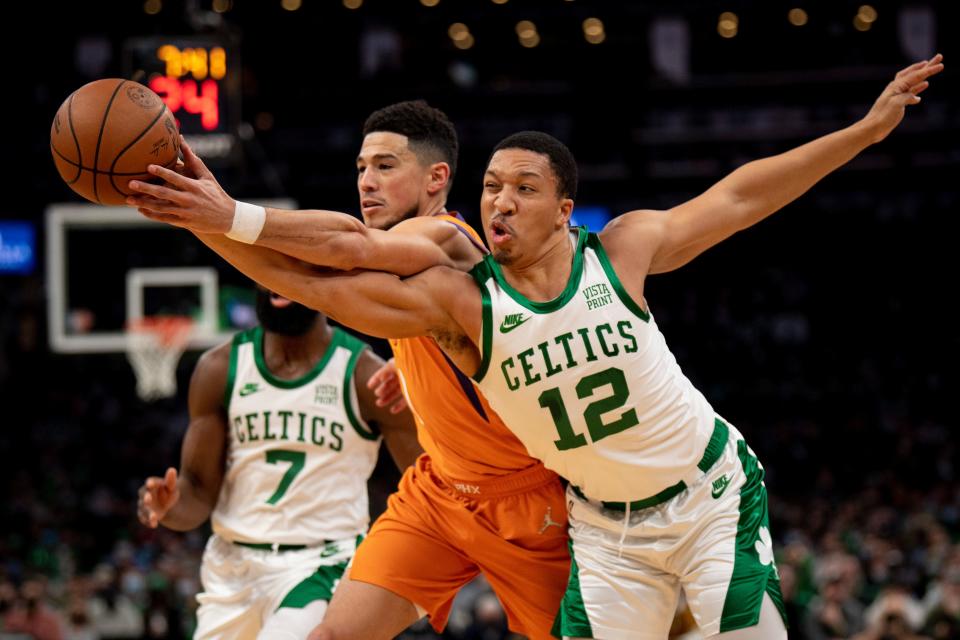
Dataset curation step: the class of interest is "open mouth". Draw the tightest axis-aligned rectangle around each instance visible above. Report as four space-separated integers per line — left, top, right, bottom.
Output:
490 219 513 245
270 292 293 308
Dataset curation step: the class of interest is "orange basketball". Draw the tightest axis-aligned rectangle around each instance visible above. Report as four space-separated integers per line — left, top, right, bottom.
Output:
50 78 180 206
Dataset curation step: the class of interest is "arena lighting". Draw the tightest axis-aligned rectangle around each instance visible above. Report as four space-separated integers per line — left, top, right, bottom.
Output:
583 17 605 44
788 8 808 26
718 11 738 38
343 0 363 8
449 22 475 50
281 0 301 11
212 0 231 14
854 4 877 31
144 0 161 15
454 34 476 50
514 20 540 48
491 0 508 4
420 0 440 6
515 20 537 38
448 23 470 41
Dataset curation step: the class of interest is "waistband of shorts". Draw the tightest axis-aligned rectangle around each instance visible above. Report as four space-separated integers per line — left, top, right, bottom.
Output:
572 417 729 511
233 541 312 552
230 533 363 553
429 458 561 498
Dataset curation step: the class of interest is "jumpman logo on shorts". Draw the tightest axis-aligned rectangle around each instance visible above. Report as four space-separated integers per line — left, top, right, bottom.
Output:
539 506 564 534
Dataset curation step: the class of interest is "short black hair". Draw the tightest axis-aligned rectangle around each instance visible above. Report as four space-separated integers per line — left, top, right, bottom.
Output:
363 100 459 187
490 131 577 200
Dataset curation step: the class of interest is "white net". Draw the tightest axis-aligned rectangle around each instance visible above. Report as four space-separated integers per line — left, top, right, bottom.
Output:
125 316 194 401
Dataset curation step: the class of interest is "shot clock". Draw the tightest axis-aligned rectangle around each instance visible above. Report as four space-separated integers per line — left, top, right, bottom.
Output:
124 36 240 163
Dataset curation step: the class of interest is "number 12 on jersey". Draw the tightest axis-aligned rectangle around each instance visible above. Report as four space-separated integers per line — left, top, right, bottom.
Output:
537 367 639 451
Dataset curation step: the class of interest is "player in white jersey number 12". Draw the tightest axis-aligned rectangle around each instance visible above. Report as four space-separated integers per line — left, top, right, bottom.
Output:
137 286 420 639
182 56 942 639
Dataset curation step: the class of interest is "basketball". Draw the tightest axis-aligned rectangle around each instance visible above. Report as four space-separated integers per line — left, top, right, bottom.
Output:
50 78 180 206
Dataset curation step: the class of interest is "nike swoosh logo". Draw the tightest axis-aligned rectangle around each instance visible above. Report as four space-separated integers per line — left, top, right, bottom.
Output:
499 316 530 333
711 476 731 499
239 384 260 397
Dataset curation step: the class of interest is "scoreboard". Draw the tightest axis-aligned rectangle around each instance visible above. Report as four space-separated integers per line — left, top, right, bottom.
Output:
124 36 240 162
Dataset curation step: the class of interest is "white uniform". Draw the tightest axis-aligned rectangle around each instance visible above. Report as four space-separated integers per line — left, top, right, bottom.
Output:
196 326 380 640
471 228 786 639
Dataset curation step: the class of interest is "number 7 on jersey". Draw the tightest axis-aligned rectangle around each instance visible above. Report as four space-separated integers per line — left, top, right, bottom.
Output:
264 449 306 504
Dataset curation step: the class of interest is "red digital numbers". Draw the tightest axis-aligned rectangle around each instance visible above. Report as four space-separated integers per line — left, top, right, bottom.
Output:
149 77 220 131
149 45 226 132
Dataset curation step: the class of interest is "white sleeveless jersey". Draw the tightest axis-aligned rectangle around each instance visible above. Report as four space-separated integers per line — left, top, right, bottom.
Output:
211 326 380 545
471 227 716 502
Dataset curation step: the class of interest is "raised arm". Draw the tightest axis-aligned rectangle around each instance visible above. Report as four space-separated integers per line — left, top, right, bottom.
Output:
126 138 479 275
353 349 423 471
137 344 229 531
601 55 943 275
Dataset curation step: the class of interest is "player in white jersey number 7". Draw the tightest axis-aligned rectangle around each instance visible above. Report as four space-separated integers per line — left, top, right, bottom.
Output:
169 57 940 639
137 287 420 640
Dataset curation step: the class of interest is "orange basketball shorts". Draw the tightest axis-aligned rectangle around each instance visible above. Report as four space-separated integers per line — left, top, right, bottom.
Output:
349 454 570 639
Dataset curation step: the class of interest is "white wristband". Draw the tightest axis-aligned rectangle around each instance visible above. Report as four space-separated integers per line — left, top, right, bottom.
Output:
225 201 266 244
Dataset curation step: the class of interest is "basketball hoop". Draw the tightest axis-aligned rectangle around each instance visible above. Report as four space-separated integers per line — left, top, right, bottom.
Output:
125 316 194 401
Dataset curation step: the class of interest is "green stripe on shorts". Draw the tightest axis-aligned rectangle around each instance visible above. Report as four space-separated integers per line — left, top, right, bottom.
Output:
277 560 348 610
552 539 594 639
719 440 788 632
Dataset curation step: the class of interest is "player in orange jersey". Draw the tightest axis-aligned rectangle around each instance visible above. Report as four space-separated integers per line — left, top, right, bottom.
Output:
128 101 570 640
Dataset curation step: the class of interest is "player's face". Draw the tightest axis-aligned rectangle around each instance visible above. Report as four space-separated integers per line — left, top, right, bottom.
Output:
255 287 319 336
357 132 430 230
481 149 573 266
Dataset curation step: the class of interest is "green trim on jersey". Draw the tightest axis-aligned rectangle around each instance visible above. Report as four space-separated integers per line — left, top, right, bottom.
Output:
276 560 348 609
586 232 650 323
468 260 494 383
339 330 379 441
253 325 342 389
486 226 588 314
223 330 247 409
718 440 788 633
552 539 595 639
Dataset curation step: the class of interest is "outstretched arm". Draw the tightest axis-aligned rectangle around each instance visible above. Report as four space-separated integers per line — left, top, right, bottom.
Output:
137 345 229 531
126 138 476 275
194 231 472 344
602 55 944 274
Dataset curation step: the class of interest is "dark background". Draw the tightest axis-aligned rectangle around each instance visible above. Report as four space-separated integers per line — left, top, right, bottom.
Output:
1 1 957 638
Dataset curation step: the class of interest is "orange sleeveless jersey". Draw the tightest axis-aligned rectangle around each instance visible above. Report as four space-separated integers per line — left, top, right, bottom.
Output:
389 214 540 481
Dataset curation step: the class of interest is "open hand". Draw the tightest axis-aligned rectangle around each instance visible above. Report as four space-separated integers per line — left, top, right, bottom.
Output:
137 467 180 528
127 136 236 233
863 54 943 143
367 359 408 414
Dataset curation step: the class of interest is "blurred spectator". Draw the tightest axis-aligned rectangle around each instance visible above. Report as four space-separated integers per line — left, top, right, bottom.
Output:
922 560 960 639
802 554 866 639
462 592 511 640
862 585 926 635
87 564 143 639
2 578 65 640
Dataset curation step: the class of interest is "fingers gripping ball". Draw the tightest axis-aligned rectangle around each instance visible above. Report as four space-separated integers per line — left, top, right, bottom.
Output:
50 78 181 205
